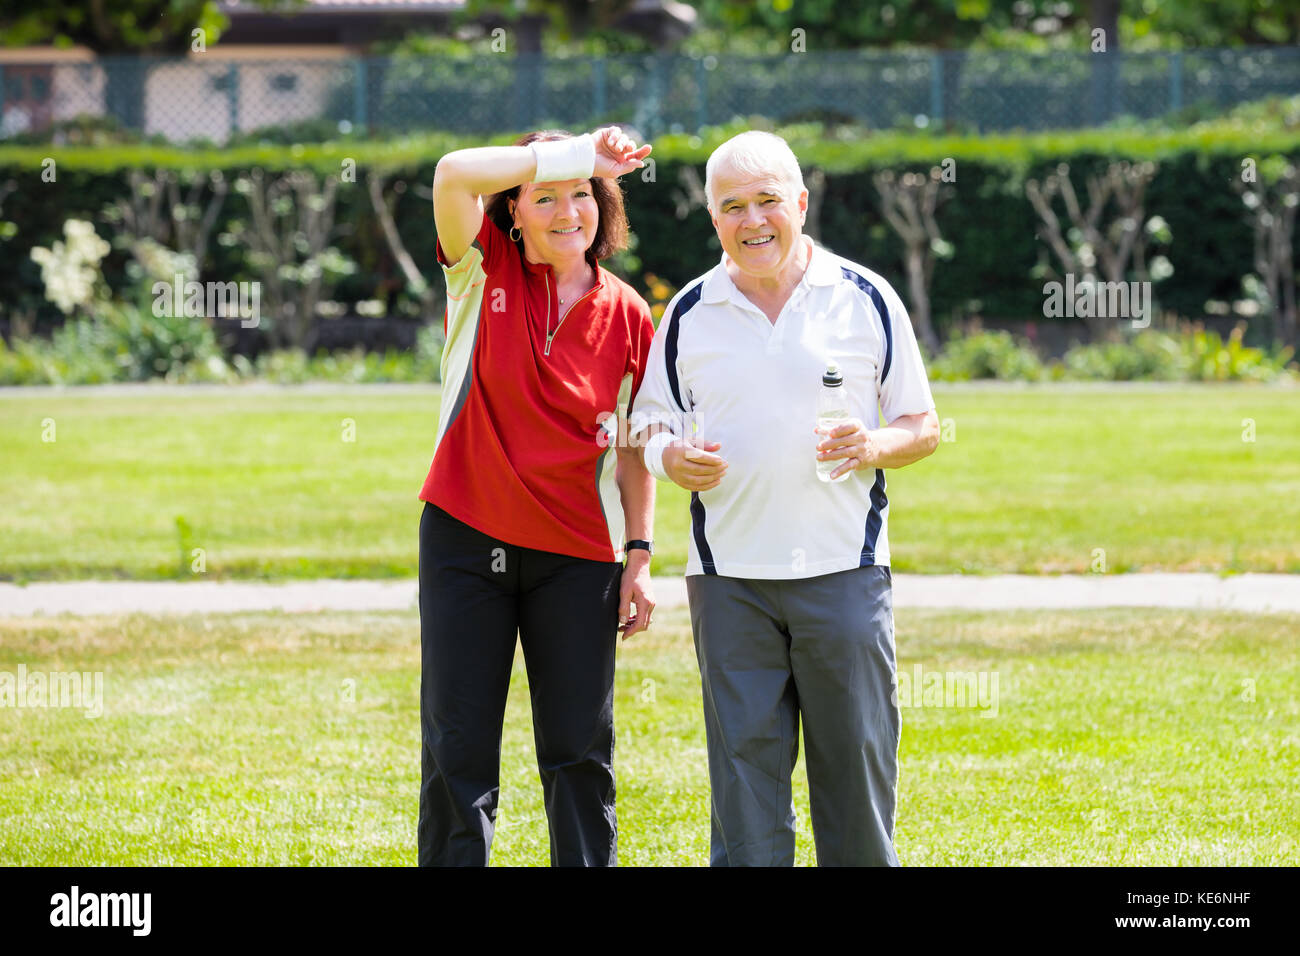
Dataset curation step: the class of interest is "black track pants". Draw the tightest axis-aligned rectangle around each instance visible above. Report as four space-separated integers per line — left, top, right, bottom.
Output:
417 503 622 867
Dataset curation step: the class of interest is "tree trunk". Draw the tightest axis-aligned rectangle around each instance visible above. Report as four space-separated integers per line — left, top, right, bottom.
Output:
905 246 938 355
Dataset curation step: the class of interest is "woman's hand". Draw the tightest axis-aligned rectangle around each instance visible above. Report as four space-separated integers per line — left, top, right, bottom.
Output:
591 126 652 179
816 419 877 480
618 550 655 640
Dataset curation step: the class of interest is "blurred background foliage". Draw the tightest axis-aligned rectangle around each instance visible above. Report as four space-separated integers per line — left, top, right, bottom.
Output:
1 0 1298 383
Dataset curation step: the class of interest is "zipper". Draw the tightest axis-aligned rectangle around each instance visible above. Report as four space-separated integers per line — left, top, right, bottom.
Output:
544 272 553 355
543 270 600 357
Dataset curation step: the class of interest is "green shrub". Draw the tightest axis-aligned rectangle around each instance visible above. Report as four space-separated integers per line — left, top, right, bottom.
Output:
249 327 442 385
0 336 47 385
1180 322 1296 382
1 303 221 385
171 353 246 384
251 349 312 384
1062 331 1190 380
930 329 1045 381
0 319 119 385
1 318 445 387
1052 323 1295 382
93 300 224 382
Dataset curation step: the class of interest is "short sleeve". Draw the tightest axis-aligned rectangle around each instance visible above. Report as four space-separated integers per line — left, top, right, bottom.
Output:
626 299 657 404
435 212 512 281
434 213 513 339
876 279 936 424
629 286 693 438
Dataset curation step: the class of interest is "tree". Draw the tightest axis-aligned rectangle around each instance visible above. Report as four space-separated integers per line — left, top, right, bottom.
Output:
102 167 229 282
222 168 356 350
685 0 1016 50
1235 156 1299 348
873 166 953 355
682 0 1300 49
1132 0 1300 47
1026 160 1167 342
366 171 441 322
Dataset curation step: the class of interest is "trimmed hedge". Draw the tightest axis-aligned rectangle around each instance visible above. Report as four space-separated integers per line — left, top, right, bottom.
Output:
3 110 1299 340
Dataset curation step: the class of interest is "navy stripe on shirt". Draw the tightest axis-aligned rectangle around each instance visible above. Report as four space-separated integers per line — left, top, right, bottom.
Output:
860 468 888 565
690 491 717 575
664 281 704 413
840 266 893 384
658 279 715 573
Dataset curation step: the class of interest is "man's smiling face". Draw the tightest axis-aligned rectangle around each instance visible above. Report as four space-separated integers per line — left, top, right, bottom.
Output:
709 163 808 281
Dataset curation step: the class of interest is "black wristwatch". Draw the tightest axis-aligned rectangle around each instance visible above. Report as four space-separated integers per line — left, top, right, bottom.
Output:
625 539 654 556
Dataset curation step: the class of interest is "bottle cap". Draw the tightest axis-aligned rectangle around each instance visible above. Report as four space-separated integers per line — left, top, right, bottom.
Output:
822 363 843 387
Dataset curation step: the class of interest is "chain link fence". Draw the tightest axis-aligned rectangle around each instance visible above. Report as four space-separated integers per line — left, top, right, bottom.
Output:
1 47 1298 145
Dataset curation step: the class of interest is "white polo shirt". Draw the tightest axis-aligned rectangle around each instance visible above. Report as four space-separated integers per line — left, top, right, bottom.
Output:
630 235 935 579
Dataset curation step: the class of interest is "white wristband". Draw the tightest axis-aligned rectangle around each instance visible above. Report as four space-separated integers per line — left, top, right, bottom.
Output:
531 134 596 183
643 430 676 483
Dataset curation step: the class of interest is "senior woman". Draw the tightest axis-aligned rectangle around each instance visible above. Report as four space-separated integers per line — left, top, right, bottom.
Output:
420 127 657 867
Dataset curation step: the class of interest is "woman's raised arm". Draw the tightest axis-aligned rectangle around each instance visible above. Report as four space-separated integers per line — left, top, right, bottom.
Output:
431 146 539 267
432 128 651 266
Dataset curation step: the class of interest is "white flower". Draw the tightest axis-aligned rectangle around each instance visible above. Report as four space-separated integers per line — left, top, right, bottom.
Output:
132 237 198 283
28 219 109 313
63 219 110 265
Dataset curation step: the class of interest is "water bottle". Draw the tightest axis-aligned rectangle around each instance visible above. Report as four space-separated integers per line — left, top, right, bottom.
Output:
816 363 852 484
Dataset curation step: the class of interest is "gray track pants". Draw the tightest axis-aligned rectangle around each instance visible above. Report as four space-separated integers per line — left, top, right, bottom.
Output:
686 565 901 867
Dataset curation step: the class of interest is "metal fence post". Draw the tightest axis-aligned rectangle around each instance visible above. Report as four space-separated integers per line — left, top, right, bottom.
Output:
650 54 664 138
1170 51 1183 113
226 63 239 140
593 56 606 122
930 51 944 125
354 57 368 132
696 55 707 132
516 52 542 131
533 53 543 128
1112 49 1122 120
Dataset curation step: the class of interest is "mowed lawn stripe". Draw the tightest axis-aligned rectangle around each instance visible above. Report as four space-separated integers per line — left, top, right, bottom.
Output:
0 607 1293 866
1 384 1297 579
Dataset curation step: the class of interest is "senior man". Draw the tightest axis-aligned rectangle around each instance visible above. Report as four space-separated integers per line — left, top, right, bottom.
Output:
630 131 940 866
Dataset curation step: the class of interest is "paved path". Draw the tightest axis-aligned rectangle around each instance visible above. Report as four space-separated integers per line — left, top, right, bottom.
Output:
1 573 1297 617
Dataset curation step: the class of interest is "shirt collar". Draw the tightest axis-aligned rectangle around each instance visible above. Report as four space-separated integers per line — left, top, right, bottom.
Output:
700 234 839 305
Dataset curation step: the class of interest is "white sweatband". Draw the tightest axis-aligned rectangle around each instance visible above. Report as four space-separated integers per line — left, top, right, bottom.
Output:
531 134 596 183
643 430 677 483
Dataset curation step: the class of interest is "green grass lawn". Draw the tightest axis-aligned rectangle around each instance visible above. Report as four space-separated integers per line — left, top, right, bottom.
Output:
1 383 1298 580
0 606 1294 866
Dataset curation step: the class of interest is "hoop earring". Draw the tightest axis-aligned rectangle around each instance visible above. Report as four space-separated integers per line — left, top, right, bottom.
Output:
509 225 522 242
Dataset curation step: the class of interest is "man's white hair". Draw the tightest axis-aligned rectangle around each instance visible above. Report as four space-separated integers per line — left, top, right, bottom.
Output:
705 131 806 212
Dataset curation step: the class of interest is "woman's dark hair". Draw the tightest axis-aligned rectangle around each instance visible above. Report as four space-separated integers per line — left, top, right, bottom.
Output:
483 129 630 268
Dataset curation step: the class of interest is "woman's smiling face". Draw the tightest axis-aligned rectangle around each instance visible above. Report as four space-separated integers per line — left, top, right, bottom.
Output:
708 164 807 280
510 179 600 265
